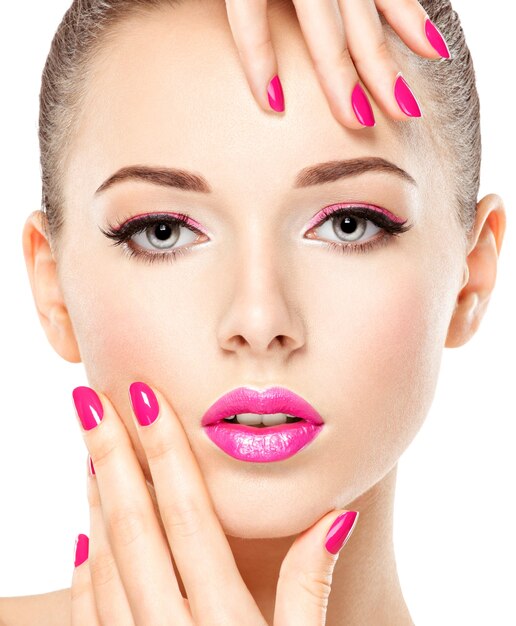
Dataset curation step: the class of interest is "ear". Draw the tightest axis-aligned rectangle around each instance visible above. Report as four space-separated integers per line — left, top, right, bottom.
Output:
22 210 82 363
445 194 506 348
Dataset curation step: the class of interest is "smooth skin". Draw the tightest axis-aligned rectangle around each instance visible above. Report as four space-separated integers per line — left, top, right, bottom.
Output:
225 0 450 127
1 0 505 624
68 386 354 625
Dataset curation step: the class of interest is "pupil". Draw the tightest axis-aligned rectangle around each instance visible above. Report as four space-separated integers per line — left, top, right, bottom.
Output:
340 216 358 233
155 223 172 240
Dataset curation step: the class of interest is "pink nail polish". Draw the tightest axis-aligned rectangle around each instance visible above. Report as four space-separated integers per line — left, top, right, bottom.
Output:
425 18 451 59
325 511 359 555
351 83 375 127
74 533 89 567
394 74 421 118
72 386 103 430
88 454 95 476
267 74 285 113
129 382 160 426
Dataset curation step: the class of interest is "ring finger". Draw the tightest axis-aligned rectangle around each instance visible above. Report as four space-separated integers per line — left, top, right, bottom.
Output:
338 0 422 119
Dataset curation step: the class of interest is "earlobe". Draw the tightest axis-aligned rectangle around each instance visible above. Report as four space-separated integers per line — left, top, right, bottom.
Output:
445 194 506 349
22 210 82 363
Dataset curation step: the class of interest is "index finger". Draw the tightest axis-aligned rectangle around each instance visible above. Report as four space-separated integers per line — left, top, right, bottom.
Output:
128 381 266 626
224 0 285 113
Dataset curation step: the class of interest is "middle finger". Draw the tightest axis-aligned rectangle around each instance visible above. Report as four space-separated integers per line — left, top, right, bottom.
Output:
339 0 422 119
72 386 191 626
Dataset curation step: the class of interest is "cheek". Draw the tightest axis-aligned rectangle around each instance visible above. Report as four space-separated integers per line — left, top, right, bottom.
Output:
66 277 184 381
315 260 457 500
61 266 201 471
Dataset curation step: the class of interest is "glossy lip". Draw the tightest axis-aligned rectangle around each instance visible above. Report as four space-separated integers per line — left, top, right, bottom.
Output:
201 386 325 463
201 386 325 426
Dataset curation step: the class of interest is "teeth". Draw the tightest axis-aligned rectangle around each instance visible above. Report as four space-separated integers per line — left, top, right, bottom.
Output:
224 413 302 427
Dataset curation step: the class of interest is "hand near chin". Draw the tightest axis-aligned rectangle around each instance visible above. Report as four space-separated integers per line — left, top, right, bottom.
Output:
224 0 451 127
70 382 359 625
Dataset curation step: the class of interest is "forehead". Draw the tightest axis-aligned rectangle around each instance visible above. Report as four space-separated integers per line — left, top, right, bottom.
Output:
66 0 424 205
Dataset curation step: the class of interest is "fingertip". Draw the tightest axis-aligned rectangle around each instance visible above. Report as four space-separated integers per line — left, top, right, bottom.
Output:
351 83 376 128
324 510 359 556
267 74 285 113
424 17 451 60
74 533 89 568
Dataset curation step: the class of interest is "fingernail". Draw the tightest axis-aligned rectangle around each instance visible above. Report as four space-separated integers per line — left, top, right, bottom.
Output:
129 382 160 426
324 511 359 555
425 18 451 59
72 386 104 431
74 533 89 567
267 74 285 112
351 83 375 127
88 454 95 476
394 74 422 118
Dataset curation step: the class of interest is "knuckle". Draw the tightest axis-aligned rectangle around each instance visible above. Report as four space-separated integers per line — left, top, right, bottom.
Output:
161 500 202 538
106 507 146 547
87 479 100 509
89 549 118 588
296 568 335 608
89 436 119 469
374 38 392 63
338 45 353 67
145 438 176 464
233 20 273 73
314 44 353 73
240 33 273 60
70 570 91 603
353 38 391 69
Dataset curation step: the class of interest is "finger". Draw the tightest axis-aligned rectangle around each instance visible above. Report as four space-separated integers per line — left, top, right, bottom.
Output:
375 0 451 60
338 0 422 120
71 533 101 626
224 0 285 113
128 382 266 626
86 454 136 625
274 510 359 626
290 0 373 130
72 386 192 626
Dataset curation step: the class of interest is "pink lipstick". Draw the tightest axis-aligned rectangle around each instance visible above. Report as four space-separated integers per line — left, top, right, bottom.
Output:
201 386 324 463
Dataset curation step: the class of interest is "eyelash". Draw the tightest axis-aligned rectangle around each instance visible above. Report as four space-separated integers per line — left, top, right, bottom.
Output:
99 206 413 265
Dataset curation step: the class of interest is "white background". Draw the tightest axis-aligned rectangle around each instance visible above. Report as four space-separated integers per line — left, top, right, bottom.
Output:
1 1 514 624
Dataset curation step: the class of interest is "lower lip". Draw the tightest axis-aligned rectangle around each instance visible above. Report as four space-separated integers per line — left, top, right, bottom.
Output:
202 420 324 462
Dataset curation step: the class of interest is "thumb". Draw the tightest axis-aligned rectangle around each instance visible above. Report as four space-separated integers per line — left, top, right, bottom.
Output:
273 510 359 626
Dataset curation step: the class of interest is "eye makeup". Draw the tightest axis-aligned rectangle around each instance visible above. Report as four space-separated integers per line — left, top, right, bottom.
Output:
99 202 413 266
99 211 207 265
304 202 408 231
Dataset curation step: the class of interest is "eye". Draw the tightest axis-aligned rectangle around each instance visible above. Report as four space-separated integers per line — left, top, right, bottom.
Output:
99 212 208 265
130 219 196 252
313 212 381 243
304 204 412 253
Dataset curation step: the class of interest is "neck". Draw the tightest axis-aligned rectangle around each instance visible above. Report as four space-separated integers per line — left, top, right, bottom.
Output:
226 464 415 625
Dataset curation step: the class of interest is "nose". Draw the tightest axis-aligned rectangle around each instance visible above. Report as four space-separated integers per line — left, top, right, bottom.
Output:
216 237 305 360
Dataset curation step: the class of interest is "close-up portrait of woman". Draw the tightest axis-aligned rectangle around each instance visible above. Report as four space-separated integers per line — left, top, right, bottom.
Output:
1 0 514 624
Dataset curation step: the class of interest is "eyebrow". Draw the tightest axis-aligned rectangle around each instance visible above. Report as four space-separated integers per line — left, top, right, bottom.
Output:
95 156 416 195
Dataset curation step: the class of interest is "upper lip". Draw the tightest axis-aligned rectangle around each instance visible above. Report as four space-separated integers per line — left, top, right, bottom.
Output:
201 386 325 426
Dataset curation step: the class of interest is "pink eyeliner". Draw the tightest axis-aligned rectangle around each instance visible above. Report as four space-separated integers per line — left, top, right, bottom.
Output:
305 203 406 231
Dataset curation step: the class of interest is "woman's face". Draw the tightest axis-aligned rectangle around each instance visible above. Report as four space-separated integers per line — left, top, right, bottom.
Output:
57 0 465 537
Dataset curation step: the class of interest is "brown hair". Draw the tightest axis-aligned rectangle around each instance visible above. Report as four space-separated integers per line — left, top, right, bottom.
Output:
39 0 480 258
